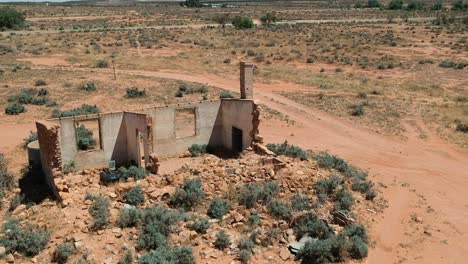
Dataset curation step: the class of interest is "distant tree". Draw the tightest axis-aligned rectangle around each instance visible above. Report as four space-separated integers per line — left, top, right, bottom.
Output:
184 0 203 8
260 12 278 26
213 13 230 28
367 0 383 8
388 0 404 9
232 16 254 29
0 7 26 29
407 0 425 10
452 0 468 10
432 0 443 10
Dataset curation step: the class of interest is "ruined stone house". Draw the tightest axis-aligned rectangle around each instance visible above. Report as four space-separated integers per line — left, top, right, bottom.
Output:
28 62 260 198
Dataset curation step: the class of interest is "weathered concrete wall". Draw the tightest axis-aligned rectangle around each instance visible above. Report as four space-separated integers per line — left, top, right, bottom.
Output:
141 100 223 156
124 112 150 166
220 99 255 151
101 112 127 166
240 62 254 100
36 120 62 199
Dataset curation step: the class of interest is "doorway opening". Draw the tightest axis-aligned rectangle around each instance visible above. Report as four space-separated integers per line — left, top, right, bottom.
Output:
232 126 243 153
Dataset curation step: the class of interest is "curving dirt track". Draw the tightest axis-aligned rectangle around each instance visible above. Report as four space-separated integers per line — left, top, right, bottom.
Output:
13 65 468 263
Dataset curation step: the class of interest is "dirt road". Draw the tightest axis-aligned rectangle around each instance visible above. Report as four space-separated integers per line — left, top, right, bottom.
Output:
14 65 468 263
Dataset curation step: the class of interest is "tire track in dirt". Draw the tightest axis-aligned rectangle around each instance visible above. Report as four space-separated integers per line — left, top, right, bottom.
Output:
31 65 468 263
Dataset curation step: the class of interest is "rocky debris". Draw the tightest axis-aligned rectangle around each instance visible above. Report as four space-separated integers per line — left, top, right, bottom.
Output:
5 253 14 263
0 246 6 258
279 247 291 261
331 210 355 226
253 143 275 156
147 153 160 174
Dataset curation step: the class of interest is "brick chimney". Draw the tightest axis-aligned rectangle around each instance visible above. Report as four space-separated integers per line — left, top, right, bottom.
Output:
240 62 254 99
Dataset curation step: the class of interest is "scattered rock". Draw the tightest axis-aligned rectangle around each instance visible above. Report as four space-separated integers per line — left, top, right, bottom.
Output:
279 247 291 261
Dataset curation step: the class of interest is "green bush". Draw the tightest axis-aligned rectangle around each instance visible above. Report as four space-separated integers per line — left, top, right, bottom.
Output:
0 219 49 257
63 161 75 174
208 197 230 219
0 7 26 29
247 211 261 227
239 182 261 209
169 178 205 210
267 200 292 221
35 79 47 86
351 178 373 194
80 82 97 92
118 166 147 181
344 224 368 243
88 195 110 230
54 242 75 264
183 0 202 7
388 0 403 9
5 103 26 115
407 0 425 10
290 194 311 211
95 60 109 68
76 125 96 150
259 181 280 203
118 249 133 264
367 0 383 8
124 186 145 206
313 174 342 202
175 90 184 97
138 246 196 264
296 238 335 264
266 141 309 160
52 104 100 118
188 144 207 157
350 236 368 259
239 249 252 264
351 105 365 116
38 88 48 96
219 91 235 99
188 218 211 234
0 154 14 208
439 60 467 69
260 12 278 26
314 152 367 180
238 237 255 252
452 0 468 10
232 16 254 29
118 207 141 228
294 214 334 240
23 131 38 148
334 188 355 211
126 87 146 98
8 193 24 212
214 230 230 250
456 123 468 133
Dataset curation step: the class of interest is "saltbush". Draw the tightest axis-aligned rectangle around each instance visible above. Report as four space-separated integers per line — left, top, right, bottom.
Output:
290 194 311 211
188 144 207 157
54 242 75 264
88 195 110 230
266 141 309 160
35 79 47 86
95 60 109 68
239 182 261 209
208 197 230 219
334 188 355 211
388 0 403 9
313 174 342 202
124 186 145 206
126 87 146 98
188 218 211 234
456 123 468 133
267 200 292 221
52 104 100 118
169 178 205 210
5 103 26 115
214 230 230 250
0 219 50 257
76 125 96 150
219 91 235 98
232 16 254 29
118 207 141 228
118 166 147 181
294 214 334 240
138 246 196 264
80 82 97 91
0 7 26 29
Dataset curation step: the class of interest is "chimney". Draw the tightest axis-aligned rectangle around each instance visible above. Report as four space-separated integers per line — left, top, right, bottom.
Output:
240 62 254 99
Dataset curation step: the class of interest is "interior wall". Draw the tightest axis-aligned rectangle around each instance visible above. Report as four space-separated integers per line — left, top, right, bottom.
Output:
123 112 150 167
220 99 255 151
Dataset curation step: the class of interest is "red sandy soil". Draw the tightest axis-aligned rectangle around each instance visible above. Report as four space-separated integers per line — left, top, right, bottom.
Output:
1 62 467 263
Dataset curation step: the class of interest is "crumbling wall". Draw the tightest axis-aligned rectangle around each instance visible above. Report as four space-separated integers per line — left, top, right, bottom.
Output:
220 99 255 151
36 120 62 199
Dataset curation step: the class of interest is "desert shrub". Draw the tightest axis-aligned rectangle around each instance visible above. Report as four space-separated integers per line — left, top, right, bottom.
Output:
54 242 75 264
117 166 147 181
208 197 230 219
223 58 231 63
296 238 336 264
314 152 367 180
138 245 195 264
35 79 47 86
259 181 280 203
175 90 184 97
290 194 311 211
294 214 333 240
238 237 255 252
88 195 110 230
0 154 15 208
8 193 24 212
118 207 141 228
351 178 373 194
183 0 202 7
267 200 292 221
38 88 48 96
52 104 99 118
232 16 254 29
219 91 235 98
23 131 38 148
365 189 377 200
63 161 75 174
118 249 133 264
388 0 403 9
126 87 146 98
260 12 278 26
456 123 468 133
334 188 354 211
247 49 256 56
5 103 26 115
239 182 261 209
367 0 383 8
344 224 368 243
188 218 211 234
75 125 96 151
124 186 145 206
247 211 261 227
407 0 425 10
439 60 467 69
239 249 251 264
137 206 182 250
80 82 97 92
169 178 205 210
214 230 230 250
432 1 443 10
350 236 368 259
452 0 468 10
95 60 109 68
0 219 49 257
266 141 309 160
313 174 342 202
351 105 365 116
0 7 26 29
188 144 207 157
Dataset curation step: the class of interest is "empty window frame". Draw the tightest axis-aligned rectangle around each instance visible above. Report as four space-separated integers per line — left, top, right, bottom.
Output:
175 108 196 138
75 119 101 151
